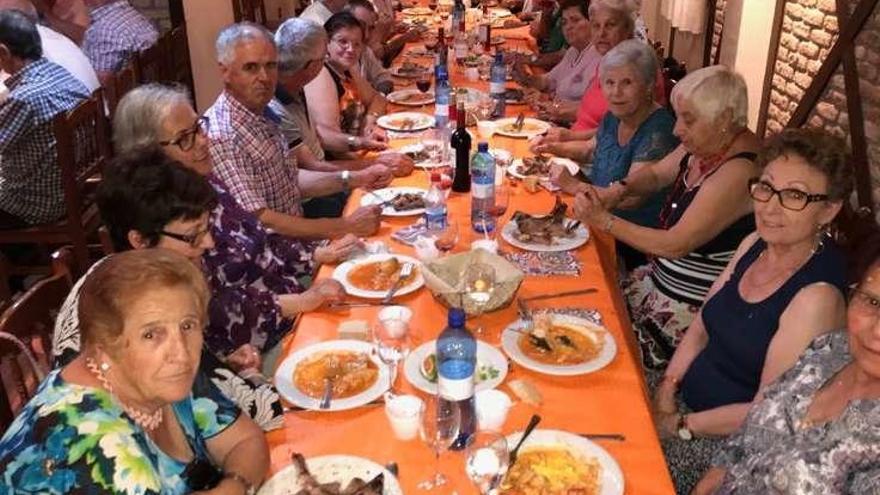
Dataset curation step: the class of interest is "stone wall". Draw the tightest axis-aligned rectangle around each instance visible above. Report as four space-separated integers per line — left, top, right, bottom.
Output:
710 0 728 64
765 0 880 222
131 0 171 31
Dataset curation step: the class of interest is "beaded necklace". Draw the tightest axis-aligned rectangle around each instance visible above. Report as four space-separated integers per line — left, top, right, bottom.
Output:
86 357 163 432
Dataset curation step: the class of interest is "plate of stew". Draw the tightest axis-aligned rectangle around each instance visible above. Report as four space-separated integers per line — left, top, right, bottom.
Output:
332 254 424 299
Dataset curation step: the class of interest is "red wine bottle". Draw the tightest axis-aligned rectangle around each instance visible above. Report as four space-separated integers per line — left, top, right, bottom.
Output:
451 103 471 193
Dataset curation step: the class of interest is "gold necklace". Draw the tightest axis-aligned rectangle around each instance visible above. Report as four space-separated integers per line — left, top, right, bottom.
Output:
85 357 163 432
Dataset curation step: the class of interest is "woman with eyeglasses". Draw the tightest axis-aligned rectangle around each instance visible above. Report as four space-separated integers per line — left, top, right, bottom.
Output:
304 12 389 156
634 128 850 492
693 234 880 494
0 249 269 494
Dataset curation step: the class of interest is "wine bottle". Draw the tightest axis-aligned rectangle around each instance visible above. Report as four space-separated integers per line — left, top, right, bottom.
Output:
450 103 471 192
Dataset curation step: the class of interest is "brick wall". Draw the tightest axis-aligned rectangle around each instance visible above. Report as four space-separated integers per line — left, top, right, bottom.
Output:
765 0 880 222
710 0 727 64
131 0 171 31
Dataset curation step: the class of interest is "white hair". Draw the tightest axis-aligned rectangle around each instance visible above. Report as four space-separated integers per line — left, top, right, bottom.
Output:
599 39 657 87
112 83 191 155
215 22 275 64
275 17 328 74
588 0 635 36
671 65 749 130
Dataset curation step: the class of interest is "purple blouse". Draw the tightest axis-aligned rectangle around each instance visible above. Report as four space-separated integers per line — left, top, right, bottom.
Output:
201 179 319 356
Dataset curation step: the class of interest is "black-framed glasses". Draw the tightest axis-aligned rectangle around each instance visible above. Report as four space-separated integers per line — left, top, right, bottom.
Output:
747 177 829 211
158 116 209 152
160 227 210 248
849 284 880 320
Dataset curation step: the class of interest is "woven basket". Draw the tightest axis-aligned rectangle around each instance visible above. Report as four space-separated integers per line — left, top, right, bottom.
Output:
421 249 524 315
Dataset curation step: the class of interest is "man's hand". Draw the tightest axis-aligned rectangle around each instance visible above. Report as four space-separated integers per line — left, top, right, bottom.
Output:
343 205 383 236
352 164 394 189
314 234 364 264
376 152 415 177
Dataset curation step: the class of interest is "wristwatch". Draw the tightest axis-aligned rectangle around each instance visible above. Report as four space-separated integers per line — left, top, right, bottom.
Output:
340 170 352 191
346 135 358 150
677 414 693 441
224 471 256 495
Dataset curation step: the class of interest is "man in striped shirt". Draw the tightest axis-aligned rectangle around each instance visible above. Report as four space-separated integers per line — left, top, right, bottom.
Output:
82 0 158 80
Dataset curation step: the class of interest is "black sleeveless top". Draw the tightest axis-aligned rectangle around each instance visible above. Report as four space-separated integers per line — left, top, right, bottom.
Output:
680 238 847 411
649 152 757 307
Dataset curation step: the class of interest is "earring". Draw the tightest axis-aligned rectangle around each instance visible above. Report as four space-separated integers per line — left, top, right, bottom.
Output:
100 362 110 372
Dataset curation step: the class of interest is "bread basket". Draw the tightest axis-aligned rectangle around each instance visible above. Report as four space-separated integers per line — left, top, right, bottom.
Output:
421 248 524 315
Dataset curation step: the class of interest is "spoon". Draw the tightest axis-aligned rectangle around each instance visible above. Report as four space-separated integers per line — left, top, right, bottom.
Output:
509 414 541 466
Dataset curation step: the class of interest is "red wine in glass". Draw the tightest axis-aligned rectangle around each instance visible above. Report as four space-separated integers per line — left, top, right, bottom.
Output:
416 78 432 93
488 204 507 217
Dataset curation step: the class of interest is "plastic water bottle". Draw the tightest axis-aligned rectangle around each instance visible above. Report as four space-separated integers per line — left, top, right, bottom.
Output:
424 172 448 232
470 142 495 234
452 0 465 39
436 307 476 450
489 51 507 119
434 70 450 129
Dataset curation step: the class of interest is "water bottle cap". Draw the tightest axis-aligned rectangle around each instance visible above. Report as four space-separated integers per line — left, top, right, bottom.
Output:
448 308 466 327
477 142 489 152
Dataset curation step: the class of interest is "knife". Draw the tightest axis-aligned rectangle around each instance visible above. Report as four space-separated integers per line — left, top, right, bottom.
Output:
521 288 598 302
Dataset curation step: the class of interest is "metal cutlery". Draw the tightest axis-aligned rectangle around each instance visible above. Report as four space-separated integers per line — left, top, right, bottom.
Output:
319 378 333 409
366 190 392 208
513 112 526 132
327 301 394 309
565 219 582 234
578 433 626 442
521 288 598 302
516 298 533 324
509 414 542 466
382 262 414 304
384 462 399 477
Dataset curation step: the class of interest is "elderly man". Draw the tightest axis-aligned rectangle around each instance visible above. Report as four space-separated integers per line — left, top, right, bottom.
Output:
82 0 157 79
343 0 420 92
0 10 89 227
29 0 90 44
206 22 391 239
299 0 346 24
0 0 99 93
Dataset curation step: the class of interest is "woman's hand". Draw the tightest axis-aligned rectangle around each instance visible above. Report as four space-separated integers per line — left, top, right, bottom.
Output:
654 411 681 439
376 152 415 177
314 234 364 264
343 205 383 236
302 279 347 311
226 344 262 373
573 186 612 227
549 163 586 195
653 378 679 415
692 467 727 495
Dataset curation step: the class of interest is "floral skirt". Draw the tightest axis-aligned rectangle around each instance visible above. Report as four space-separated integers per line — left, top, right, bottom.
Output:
623 265 700 370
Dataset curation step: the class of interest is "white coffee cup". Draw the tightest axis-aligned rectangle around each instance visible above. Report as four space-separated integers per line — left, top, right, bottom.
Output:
385 394 424 440
471 239 499 254
378 305 413 338
475 389 512 431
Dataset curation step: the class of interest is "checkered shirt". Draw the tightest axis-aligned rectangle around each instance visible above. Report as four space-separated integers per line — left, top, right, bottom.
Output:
205 91 303 217
82 0 158 73
0 59 89 224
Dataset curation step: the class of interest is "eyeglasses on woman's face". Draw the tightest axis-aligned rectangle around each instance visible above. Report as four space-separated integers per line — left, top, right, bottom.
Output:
159 116 209 152
330 34 363 52
747 177 829 212
850 284 880 321
160 226 211 248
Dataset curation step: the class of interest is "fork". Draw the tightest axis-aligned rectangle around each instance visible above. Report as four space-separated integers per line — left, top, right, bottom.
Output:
382 262 414 304
513 112 526 132
319 377 333 409
565 220 581 234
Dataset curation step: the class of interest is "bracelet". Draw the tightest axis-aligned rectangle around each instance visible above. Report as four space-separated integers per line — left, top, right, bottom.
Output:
224 471 256 495
602 214 615 233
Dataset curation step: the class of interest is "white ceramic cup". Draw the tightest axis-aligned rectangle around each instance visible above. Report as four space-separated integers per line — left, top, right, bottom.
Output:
471 239 499 254
385 394 424 440
475 389 512 431
377 305 414 338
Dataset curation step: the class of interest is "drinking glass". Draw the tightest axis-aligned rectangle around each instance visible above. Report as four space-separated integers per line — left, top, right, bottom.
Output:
433 220 459 253
418 395 461 489
463 262 496 335
416 74 432 94
490 181 510 224
465 431 510 494
372 318 411 393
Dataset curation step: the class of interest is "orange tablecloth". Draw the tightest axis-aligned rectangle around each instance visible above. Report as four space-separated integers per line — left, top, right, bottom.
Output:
264 23 674 495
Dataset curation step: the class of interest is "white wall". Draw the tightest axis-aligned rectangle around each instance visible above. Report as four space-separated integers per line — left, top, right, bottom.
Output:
184 0 235 112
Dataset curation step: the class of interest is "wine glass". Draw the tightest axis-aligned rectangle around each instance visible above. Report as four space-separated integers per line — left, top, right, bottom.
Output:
464 262 496 335
433 220 459 253
416 73 432 94
418 395 461 489
372 318 410 393
465 431 510 494
489 181 510 224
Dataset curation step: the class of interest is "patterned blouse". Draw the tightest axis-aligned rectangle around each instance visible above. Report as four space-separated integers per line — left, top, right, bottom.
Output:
0 370 238 494
714 331 880 494
203 179 318 355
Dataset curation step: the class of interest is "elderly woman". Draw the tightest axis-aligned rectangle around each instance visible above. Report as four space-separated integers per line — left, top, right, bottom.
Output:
1 249 269 493
304 12 388 157
644 128 851 492
569 66 760 360
545 40 677 259
693 236 880 494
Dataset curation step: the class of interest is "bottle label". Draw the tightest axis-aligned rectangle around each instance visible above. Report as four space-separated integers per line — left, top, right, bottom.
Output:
471 182 494 199
435 104 449 117
490 81 505 94
425 210 448 230
438 375 475 401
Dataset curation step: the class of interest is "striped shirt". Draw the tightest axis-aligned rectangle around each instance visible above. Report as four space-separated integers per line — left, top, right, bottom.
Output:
205 91 303 217
649 152 757 307
0 59 89 224
83 0 158 73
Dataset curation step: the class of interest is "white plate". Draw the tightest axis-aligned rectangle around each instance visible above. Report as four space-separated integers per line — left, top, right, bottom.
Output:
504 429 624 495
493 117 551 138
489 7 513 18
501 314 616 376
258 454 403 495
360 186 428 216
400 143 448 169
404 340 508 394
501 218 589 252
402 6 433 15
273 340 390 411
391 65 430 79
332 253 424 299
377 112 435 132
507 156 579 179
387 88 435 106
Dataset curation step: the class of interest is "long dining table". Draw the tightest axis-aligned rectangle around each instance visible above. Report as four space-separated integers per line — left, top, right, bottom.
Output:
263 12 675 495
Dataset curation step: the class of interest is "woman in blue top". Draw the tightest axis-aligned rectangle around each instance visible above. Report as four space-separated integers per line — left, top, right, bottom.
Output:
0 249 269 494
650 129 851 493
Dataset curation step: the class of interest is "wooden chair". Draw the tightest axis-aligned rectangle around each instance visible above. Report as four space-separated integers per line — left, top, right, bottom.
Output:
136 35 169 84
0 247 75 432
169 24 195 100
0 90 110 275
233 0 268 25
103 59 139 119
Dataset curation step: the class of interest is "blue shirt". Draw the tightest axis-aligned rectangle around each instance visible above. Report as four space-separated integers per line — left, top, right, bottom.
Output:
591 107 678 227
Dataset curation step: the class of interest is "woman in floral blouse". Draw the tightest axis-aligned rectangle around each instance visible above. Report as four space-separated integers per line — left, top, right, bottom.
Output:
0 250 268 494
694 236 880 494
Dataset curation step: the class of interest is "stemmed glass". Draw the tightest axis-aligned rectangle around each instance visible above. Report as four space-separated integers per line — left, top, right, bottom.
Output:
465 431 510 494
490 181 510 225
372 318 411 393
418 395 461 489
464 262 496 335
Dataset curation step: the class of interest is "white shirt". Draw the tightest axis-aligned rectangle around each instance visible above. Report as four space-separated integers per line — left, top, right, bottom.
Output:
37 25 101 93
299 1 334 24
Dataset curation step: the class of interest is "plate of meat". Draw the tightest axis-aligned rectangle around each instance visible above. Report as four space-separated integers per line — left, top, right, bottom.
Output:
360 186 428 216
507 155 578 180
376 112 435 132
387 88 435 106
391 61 430 79
501 197 589 252
258 453 403 495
